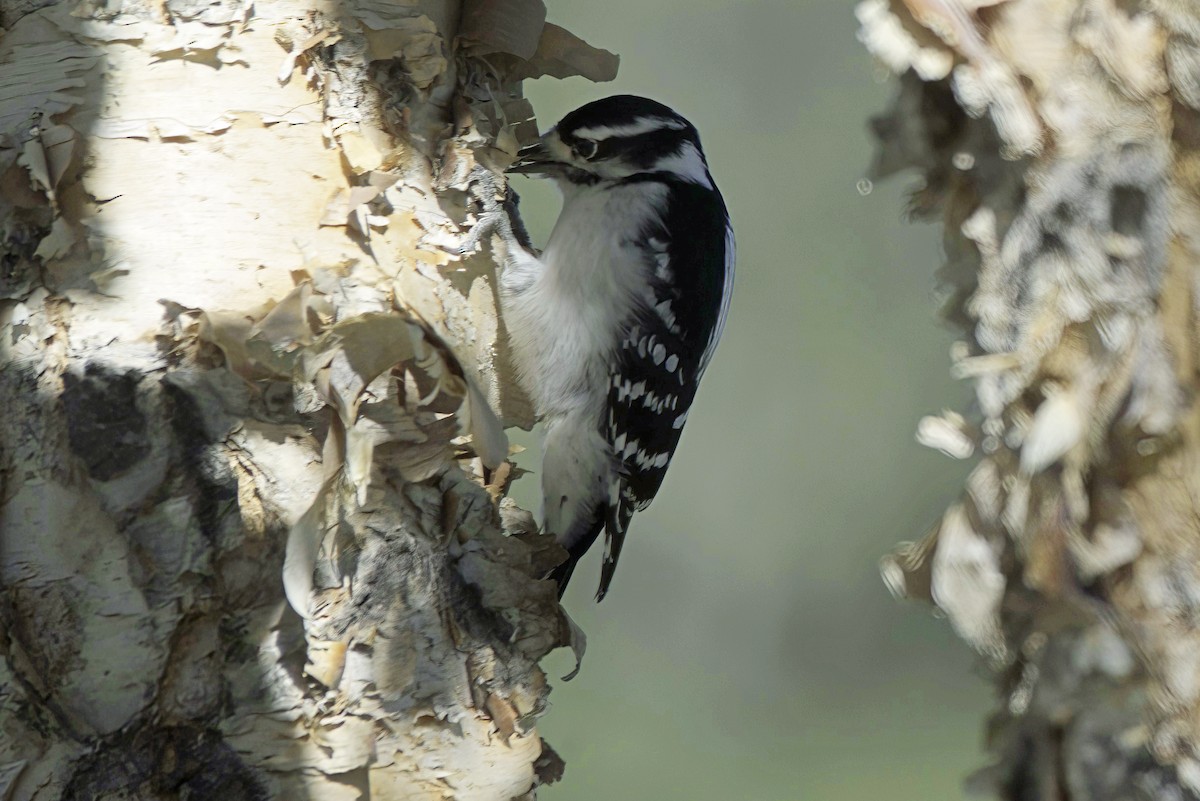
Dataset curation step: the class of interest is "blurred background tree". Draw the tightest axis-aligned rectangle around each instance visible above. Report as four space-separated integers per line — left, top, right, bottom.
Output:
854 1 1200 800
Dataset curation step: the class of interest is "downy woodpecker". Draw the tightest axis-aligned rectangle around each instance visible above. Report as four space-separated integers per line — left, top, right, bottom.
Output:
489 95 734 601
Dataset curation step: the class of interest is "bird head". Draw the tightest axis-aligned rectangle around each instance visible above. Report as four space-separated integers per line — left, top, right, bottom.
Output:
508 95 713 188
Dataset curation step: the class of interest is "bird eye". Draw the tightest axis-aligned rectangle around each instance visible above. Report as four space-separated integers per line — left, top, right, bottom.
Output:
575 140 598 160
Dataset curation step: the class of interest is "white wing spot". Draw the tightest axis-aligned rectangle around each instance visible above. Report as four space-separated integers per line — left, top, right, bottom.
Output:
665 354 679 372
655 255 672 282
654 300 678 332
631 448 671 470
651 344 666 365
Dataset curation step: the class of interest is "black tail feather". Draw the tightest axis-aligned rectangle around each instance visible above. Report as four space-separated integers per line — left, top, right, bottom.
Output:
595 545 623 602
595 500 634 602
546 558 578 600
547 513 604 600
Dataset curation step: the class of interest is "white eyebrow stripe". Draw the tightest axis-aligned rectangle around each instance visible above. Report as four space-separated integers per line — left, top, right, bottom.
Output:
572 117 688 140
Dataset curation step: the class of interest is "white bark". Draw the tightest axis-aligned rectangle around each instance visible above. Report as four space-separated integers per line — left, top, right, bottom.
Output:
861 1 1200 798
0 0 611 797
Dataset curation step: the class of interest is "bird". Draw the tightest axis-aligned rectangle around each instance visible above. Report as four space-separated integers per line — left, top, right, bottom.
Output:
489 94 734 601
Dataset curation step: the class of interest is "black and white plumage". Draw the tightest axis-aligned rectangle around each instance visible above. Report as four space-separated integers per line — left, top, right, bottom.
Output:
497 95 734 601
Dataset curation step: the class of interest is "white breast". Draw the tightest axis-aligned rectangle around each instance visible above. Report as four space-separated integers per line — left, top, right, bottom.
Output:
503 181 667 419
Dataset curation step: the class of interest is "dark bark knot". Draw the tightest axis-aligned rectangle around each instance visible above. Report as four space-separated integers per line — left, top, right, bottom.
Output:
63 724 266 801
62 363 150 481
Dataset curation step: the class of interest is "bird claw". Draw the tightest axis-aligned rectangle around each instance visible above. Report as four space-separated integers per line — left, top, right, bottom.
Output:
417 228 473 257
456 165 527 255
424 166 533 264
455 207 507 256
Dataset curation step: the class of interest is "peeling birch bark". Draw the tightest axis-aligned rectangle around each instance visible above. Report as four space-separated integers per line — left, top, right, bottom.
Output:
0 0 611 798
861 0 1200 798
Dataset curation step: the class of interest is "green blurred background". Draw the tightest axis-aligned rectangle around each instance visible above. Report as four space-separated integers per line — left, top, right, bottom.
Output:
507 1 991 798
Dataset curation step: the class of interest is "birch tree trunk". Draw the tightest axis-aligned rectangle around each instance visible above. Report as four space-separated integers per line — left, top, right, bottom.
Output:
0 1 612 798
860 1 1200 797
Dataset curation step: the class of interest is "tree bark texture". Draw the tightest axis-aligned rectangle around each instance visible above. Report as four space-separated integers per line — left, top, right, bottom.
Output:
0 0 612 798
860 1 1200 798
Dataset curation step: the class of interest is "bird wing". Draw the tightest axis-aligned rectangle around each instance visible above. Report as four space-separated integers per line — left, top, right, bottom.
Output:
597 181 734 600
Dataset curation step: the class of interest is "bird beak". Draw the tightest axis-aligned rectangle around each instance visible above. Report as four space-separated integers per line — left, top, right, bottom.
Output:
507 139 561 176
